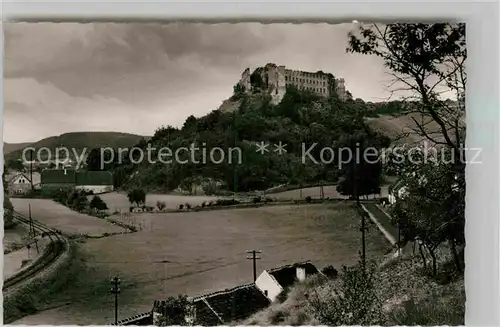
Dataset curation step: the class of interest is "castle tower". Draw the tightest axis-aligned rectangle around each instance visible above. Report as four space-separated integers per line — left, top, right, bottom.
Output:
239 68 252 93
275 65 287 104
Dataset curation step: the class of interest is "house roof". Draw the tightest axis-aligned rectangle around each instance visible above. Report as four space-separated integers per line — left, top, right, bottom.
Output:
76 171 113 186
8 172 29 183
111 312 153 326
190 283 271 325
266 261 320 289
41 169 76 184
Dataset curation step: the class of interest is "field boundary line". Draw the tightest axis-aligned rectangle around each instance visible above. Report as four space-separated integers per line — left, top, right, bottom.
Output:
374 203 394 220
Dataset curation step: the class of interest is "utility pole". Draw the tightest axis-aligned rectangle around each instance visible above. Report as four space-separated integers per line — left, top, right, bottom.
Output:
29 203 39 253
246 250 261 282
110 276 121 325
360 207 367 265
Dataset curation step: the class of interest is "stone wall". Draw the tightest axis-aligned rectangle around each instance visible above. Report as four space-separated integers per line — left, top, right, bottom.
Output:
238 64 348 104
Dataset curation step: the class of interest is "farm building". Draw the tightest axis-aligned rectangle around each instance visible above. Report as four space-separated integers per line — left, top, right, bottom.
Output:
6 171 41 195
40 169 113 194
255 261 320 302
75 171 114 194
145 261 320 326
387 178 409 205
110 312 153 326
151 283 271 326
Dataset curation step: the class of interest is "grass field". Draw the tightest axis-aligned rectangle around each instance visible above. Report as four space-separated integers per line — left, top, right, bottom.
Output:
11 202 391 325
270 185 390 201
362 202 399 239
11 199 126 237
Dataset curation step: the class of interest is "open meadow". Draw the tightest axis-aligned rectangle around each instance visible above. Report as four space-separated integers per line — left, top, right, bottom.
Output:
11 199 126 237
94 192 222 212
11 202 391 325
269 185 390 201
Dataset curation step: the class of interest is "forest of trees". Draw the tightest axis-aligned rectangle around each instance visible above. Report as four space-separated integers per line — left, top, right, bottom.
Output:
91 85 391 195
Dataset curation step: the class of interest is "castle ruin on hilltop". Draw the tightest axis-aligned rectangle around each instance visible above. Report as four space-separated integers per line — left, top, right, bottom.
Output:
238 63 348 104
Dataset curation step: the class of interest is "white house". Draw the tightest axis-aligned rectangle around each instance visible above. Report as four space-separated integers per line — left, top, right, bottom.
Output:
255 261 320 302
388 183 409 205
7 171 41 195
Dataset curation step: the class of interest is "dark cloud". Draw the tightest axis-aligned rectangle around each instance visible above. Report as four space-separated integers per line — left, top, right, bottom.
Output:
4 22 390 143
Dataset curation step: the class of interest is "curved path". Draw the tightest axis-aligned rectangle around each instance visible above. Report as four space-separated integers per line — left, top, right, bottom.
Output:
3 211 69 296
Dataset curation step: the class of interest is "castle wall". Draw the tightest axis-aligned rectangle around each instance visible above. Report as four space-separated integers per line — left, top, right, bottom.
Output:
239 68 251 92
284 69 330 97
238 65 347 104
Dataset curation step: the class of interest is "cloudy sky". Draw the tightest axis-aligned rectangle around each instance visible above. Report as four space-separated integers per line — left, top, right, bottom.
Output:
4 22 392 143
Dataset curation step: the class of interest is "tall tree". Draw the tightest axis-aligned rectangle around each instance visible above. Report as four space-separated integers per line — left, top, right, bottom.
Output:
347 23 465 155
348 23 466 273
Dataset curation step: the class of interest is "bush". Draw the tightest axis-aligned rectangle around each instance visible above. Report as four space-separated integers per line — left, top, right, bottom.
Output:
391 289 465 325
309 260 384 325
253 197 262 204
215 199 240 206
185 203 191 210
379 197 389 205
270 310 289 324
127 189 146 206
321 265 339 279
276 288 290 303
305 196 312 203
90 195 108 212
201 201 206 208
155 294 190 326
179 204 184 210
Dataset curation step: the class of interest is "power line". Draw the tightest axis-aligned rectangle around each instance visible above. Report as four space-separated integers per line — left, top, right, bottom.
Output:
246 250 261 282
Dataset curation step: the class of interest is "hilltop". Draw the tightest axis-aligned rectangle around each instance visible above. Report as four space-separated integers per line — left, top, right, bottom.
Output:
107 85 391 193
5 131 149 161
4 142 33 155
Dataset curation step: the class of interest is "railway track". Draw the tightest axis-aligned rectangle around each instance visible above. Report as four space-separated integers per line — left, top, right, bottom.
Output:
3 211 68 294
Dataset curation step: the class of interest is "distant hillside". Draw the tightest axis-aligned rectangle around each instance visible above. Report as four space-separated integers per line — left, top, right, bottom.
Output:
6 132 149 160
4 142 33 154
366 112 459 147
109 86 392 193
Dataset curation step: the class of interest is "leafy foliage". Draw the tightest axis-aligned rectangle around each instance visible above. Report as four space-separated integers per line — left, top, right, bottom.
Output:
3 166 15 229
309 260 384 325
67 191 90 212
109 86 390 194
127 188 146 207
89 195 108 212
349 23 466 276
156 295 190 326
156 200 166 211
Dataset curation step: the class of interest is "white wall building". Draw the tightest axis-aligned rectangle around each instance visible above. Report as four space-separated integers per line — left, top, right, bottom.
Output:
255 261 320 302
